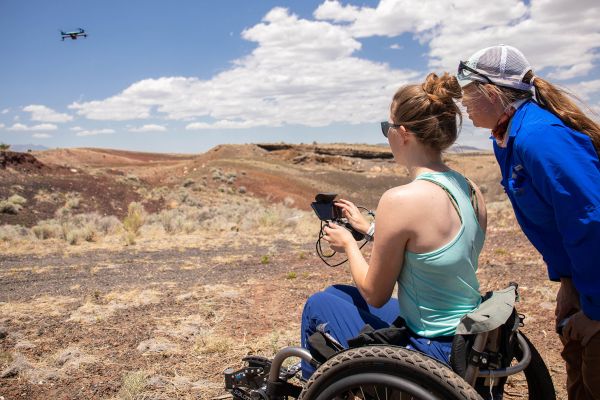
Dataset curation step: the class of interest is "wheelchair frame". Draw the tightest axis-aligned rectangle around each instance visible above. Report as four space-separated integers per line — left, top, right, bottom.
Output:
224 285 555 400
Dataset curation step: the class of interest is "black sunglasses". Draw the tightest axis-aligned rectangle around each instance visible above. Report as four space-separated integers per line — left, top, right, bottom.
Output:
380 121 401 138
458 61 494 85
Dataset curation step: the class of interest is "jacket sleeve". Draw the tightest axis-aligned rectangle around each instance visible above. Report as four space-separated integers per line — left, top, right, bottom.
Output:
519 123 600 320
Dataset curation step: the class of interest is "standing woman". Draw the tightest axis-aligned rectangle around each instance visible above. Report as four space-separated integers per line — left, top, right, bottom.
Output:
458 45 600 400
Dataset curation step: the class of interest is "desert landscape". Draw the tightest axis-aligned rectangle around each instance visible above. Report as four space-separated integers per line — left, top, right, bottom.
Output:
0 144 566 399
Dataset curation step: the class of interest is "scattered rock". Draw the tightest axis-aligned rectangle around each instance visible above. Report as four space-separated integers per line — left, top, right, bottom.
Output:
1 354 31 378
14 340 36 350
0 326 7 340
147 375 169 388
136 339 177 354
54 348 82 367
175 292 194 302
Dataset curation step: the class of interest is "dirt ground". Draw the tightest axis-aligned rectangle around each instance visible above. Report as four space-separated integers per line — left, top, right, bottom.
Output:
0 145 568 399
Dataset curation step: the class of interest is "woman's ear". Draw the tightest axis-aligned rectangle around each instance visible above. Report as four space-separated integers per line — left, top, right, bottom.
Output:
398 125 410 143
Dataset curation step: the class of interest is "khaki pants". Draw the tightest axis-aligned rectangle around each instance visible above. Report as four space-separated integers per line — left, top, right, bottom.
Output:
561 332 600 400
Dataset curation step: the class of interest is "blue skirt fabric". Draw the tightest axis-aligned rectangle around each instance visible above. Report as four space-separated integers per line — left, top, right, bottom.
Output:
300 284 454 379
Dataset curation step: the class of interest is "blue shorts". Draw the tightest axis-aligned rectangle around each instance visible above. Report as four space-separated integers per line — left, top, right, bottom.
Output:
300 284 454 379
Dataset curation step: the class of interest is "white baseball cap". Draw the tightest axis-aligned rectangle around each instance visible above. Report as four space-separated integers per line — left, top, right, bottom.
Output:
457 45 533 91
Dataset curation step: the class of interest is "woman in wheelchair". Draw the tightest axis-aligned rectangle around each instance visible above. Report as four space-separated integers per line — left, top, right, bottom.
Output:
301 72 487 379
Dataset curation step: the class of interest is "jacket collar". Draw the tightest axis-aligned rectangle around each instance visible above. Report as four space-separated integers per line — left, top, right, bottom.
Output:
507 99 533 138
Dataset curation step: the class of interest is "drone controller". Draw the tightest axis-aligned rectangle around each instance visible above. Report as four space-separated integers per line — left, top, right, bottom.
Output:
310 193 365 241
311 193 371 267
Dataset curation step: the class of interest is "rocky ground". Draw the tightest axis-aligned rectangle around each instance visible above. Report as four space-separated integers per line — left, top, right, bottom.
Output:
0 145 568 399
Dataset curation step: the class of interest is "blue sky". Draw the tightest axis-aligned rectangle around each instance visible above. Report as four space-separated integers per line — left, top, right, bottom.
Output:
1 0 599 153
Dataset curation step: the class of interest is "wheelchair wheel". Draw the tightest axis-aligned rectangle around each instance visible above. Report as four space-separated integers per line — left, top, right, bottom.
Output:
508 332 556 400
299 345 482 400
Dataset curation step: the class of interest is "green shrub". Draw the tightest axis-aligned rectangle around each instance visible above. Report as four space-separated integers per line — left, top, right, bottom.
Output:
117 371 146 400
7 194 26 205
65 197 81 210
123 202 145 236
286 272 297 280
32 222 62 240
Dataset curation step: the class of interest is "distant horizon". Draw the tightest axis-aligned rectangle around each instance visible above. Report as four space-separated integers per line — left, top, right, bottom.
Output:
5 140 491 155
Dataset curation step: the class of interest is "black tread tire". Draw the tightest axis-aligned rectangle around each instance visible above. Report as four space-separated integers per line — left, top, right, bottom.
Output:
517 332 556 400
299 345 483 400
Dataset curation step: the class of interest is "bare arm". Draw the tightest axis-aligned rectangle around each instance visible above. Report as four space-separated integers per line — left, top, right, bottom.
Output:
347 188 411 307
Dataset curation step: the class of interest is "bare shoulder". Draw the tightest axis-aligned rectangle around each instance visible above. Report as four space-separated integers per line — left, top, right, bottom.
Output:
378 182 430 219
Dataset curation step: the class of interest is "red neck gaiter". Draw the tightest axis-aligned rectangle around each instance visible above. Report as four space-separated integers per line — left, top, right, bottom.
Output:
491 106 516 148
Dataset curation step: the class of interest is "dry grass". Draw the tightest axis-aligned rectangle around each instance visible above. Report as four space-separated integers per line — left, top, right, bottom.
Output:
117 371 147 400
68 289 162 323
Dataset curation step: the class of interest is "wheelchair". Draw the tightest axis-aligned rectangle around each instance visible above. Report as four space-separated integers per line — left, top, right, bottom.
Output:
223 283 555 400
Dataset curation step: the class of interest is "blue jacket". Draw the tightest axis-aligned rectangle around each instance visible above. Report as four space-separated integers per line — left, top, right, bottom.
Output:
494 100 600 320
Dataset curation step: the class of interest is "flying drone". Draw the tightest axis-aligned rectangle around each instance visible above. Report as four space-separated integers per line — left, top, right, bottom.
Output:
61 28 87 41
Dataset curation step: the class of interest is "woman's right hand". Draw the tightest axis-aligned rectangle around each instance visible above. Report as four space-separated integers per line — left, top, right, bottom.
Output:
335 199 370 234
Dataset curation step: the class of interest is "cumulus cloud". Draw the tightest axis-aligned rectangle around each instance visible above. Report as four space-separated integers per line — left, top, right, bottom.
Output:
566 79 600 101
128 124 167 132
8 123 57 131
316 0 600 79
70 126 83 131
76 128 115 137
32 133 52 138
65 1 600 131
1 109 8 114
23 105 73 123
0 123 4 129
68 7 418 126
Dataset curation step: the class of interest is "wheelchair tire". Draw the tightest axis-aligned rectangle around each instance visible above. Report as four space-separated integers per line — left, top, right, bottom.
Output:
514 332 556 400
299 345 482 400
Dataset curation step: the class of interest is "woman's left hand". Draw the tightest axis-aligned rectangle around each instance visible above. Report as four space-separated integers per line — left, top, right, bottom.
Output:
562 311 600 345
322 223 355 253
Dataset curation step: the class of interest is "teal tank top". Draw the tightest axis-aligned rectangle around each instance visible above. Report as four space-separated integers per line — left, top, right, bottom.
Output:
396 170 484 337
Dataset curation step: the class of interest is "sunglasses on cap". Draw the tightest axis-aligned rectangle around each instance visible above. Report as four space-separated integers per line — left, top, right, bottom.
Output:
457 61 494 86
380 121 401 138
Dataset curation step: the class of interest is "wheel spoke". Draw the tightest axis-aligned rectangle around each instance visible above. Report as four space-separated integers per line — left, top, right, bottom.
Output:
359 385 366 399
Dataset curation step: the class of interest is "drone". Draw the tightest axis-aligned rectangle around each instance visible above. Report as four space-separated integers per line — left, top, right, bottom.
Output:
61 28 87 41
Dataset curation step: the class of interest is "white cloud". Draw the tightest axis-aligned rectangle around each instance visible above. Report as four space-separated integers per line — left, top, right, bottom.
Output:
186 120 269 130
64 1 600 131
128 124 167 132
70 126 83 131
390 44 403 50
76 128 115 137
32 133 52 139
8 123 57 131
317 0 600 80
1 109 8 114
68 7 418 127
23 105 73 123
0 123 4 129
566 79 600 101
